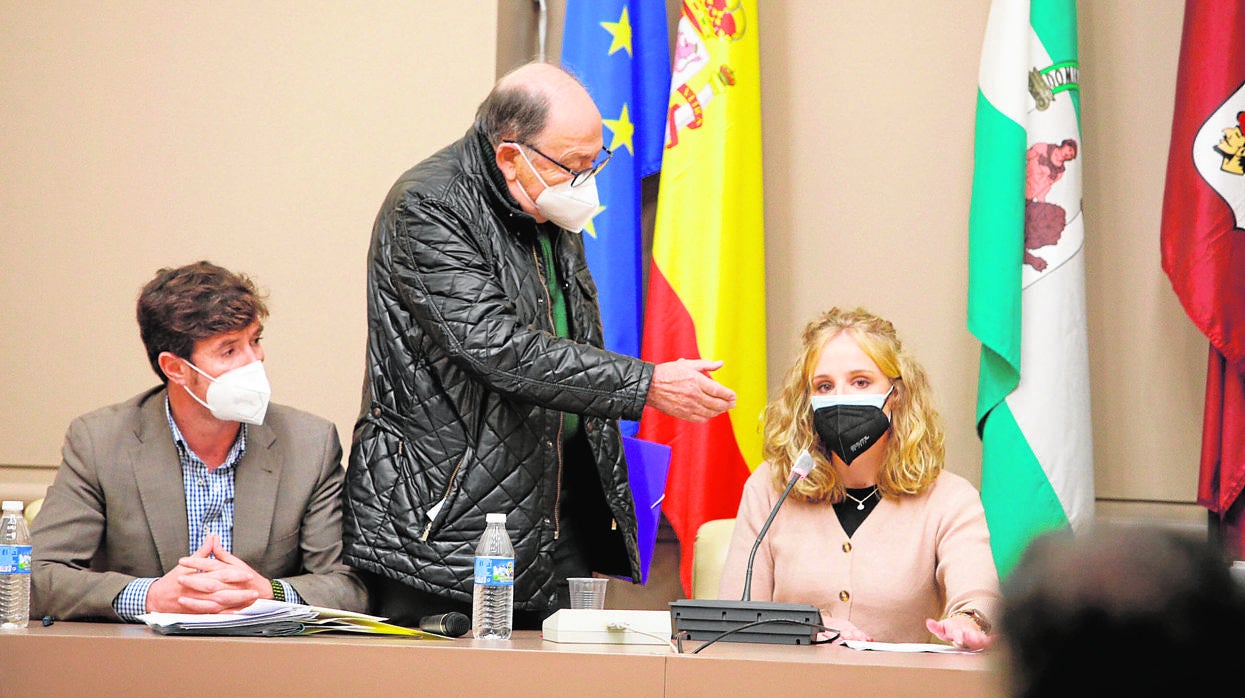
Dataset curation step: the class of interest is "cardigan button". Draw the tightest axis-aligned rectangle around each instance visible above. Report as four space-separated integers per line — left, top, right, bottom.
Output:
839 590 851 603
841 542 852 553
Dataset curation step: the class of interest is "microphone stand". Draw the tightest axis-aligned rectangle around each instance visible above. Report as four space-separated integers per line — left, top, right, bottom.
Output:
742 467 805 602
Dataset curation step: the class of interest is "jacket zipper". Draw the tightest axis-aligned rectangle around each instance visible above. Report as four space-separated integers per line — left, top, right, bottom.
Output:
421 449 470 541
532 242 565 540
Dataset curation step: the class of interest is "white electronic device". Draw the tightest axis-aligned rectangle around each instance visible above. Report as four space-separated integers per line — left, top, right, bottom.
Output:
541 609 671 645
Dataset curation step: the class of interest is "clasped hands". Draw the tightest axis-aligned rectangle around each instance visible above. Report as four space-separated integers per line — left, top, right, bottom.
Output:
145 534 272 614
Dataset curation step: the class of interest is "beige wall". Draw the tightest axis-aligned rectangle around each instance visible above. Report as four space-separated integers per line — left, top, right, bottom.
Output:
0 1 497 484
756 0 1200 525
1 1 1205 529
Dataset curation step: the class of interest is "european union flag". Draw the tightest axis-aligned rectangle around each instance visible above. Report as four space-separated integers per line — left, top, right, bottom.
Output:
562 0 670 367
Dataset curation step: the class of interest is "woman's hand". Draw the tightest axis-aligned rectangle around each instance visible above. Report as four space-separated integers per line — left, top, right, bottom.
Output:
818 616 873 643
926 615 992 651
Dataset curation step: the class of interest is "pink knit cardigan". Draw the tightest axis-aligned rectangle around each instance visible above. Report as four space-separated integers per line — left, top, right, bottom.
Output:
719 462 1002 643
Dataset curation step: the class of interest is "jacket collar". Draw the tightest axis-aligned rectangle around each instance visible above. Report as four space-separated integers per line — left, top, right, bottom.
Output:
469 126 540 232
130 386 282 570
132 387 189 572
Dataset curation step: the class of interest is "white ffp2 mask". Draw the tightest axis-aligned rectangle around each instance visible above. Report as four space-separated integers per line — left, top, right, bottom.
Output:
183 359 271 425
515 147 600 232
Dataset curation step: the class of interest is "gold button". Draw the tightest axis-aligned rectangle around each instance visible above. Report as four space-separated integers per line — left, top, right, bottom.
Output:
841 542 852 553
839 590 850 602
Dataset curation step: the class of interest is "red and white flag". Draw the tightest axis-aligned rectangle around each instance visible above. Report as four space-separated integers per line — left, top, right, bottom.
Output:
1160 0 1245 548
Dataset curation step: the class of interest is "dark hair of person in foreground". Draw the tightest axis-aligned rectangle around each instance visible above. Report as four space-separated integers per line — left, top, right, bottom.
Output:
1001 525 1245 697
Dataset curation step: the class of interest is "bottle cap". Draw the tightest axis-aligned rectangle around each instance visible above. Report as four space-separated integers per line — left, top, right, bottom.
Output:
1 501 23 512
485 512 507 524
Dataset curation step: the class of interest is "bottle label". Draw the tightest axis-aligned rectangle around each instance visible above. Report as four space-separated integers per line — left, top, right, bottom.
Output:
474 556 514 587
0 545 31 575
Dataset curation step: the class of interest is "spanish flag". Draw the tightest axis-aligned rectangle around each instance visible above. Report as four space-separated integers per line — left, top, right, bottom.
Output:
638 0 765 594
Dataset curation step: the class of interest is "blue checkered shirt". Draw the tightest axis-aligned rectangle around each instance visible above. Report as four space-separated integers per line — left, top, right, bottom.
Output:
112 399 300 620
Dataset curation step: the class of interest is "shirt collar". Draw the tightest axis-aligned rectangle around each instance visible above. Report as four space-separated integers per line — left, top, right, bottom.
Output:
165 395 247 469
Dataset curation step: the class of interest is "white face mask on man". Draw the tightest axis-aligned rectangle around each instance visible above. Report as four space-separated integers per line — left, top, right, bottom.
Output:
182 359 272 425
513 146 600 232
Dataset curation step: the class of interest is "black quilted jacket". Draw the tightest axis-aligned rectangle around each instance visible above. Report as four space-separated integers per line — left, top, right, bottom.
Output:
342 127 654 611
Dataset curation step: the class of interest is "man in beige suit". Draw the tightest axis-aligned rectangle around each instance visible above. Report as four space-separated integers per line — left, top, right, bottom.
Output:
31 261 366 621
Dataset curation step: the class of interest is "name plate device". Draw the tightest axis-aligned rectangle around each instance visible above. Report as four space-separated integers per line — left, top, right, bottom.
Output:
669 599 822 645
541 609 670 645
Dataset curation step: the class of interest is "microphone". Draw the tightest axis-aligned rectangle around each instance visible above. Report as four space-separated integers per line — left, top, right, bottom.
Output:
419 611 471 637
669 449 824 646
742 449 814 602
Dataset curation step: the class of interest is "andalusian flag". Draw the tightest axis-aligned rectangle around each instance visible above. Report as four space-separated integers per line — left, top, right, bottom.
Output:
562 0 670 370
638 0 765 593
968 0 1095 579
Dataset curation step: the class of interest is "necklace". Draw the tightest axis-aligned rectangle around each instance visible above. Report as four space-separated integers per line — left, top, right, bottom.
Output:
843 486 879 511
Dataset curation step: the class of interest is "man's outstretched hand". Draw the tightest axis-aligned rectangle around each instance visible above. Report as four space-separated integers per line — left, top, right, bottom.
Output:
647 359 737 422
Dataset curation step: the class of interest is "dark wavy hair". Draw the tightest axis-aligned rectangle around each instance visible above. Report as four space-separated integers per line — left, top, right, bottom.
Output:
137 261 268 383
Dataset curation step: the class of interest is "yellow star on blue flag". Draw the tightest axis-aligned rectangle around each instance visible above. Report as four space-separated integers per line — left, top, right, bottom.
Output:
603 104 635 156
601 6 633 57
583 204 608 239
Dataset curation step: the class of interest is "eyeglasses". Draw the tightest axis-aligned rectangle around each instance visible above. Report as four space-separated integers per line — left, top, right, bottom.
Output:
503 139 612 187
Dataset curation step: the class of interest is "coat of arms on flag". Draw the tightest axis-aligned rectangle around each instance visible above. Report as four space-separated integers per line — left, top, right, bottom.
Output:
1194 86 1245 227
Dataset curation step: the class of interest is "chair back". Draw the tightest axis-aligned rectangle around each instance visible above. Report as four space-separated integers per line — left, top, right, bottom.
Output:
23 498 43 528
691 518 736 600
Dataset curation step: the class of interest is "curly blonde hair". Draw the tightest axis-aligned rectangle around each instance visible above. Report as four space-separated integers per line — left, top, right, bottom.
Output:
763 307 945 503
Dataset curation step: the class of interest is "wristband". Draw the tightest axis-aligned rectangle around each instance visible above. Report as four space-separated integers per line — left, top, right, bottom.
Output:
270 579 286 603
950 608 991 634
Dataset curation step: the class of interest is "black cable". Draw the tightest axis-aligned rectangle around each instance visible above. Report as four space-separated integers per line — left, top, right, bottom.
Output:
682 619 840 654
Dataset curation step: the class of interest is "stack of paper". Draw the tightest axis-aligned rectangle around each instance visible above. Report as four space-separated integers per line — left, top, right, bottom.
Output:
138 599 447 638
843 640 978 653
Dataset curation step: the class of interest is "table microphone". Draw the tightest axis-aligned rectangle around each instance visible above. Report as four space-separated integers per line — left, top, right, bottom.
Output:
668 449 822 646
742 449 814 602
419 612 471 637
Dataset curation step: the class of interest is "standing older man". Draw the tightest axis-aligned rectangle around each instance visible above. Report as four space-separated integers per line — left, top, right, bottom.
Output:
345 62 736 627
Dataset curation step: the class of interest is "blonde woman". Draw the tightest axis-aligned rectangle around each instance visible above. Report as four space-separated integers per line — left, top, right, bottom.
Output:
719 308 999 650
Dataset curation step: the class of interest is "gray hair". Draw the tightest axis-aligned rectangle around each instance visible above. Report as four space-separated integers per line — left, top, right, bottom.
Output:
473 63 587 147
474 79 551 147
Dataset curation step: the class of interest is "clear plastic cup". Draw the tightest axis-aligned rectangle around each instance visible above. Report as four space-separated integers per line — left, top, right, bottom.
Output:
567 577 608 610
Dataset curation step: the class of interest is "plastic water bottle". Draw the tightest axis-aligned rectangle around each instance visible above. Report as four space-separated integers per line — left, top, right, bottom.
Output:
0 501 32 630
472 512 514 639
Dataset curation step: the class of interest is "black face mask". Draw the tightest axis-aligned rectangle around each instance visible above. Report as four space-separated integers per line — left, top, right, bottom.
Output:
811 388 893 466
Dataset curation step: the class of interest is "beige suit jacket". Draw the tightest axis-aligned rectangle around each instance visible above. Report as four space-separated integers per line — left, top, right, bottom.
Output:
31 387 367 620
